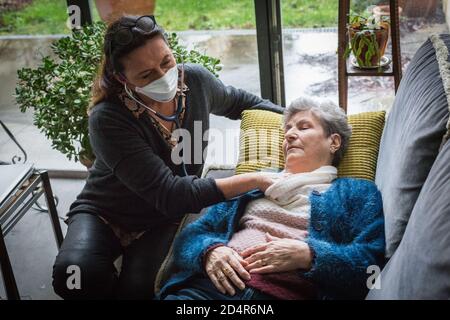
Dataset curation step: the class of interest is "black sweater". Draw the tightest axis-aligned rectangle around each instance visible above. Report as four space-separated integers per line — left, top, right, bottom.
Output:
68 63 284 231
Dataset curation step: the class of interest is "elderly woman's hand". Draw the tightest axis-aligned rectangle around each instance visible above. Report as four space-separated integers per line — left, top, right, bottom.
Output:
204 246 251 296
241 233 313 274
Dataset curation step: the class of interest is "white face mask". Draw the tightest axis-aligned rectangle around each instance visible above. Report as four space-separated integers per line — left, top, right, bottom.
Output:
134 65 178 102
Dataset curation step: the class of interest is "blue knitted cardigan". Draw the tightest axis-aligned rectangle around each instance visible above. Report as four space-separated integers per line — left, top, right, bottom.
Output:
159 177 385 299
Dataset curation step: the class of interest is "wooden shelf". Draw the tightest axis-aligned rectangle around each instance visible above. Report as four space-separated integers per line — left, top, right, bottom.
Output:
346 57 394 76
338 0 402 112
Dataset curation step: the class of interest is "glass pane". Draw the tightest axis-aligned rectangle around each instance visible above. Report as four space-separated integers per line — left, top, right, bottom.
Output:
154 1 259 167
281 0 339 107
0 0 259 170
398 0 447 59
346 0 448 114
0 0 70 35
282 0 448 114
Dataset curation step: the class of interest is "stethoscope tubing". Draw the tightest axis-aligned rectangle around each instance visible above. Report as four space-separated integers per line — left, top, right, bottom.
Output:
124 78 189 177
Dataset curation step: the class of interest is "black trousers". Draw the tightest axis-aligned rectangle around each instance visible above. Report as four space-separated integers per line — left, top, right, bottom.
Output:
52 213 179 300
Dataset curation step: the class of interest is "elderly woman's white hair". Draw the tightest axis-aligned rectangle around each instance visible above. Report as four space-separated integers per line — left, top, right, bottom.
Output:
283 96 352 167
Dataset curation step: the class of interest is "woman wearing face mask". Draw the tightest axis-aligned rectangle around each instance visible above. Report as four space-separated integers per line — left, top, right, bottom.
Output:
52 15 283 300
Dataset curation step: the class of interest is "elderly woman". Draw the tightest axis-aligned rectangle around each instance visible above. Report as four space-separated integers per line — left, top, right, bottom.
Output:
157 97 385 300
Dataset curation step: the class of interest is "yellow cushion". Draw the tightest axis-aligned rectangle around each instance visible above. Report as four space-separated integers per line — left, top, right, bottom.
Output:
235 109 386 181
236 110 285 174
338 111 386 180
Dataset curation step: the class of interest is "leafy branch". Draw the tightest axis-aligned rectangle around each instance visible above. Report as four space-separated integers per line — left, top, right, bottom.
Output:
15 22 222 164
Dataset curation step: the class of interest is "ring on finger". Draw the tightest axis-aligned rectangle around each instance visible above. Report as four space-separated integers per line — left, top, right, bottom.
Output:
222 268 233 277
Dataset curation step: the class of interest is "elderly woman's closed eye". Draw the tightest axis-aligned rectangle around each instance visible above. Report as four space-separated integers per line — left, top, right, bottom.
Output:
161 97 384 300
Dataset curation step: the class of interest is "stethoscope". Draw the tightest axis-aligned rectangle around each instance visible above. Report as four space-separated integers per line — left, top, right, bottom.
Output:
123 65 189 177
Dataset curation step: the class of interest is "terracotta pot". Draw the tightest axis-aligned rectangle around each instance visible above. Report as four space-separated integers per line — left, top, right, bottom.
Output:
398 0 438 17
79 156 94 169
95 0 156 23
372 5 402 43
348 24 389 67
79 149 94 169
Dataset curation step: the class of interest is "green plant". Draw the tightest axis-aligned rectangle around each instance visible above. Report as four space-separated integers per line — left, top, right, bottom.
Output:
344 11 390 68
15 21 222 164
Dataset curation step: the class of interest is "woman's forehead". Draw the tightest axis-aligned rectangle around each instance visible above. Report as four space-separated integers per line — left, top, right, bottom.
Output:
121 37 171 71
287 110 319 125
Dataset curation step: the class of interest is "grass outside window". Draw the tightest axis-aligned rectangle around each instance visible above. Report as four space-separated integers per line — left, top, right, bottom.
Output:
0 0 338 35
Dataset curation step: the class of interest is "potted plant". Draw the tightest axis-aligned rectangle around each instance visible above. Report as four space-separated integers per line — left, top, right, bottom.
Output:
344 12 390 69
94 0 156 22
15 21 222 168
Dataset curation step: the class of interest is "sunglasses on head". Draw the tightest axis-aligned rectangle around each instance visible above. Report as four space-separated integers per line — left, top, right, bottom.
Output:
108 15 157 51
